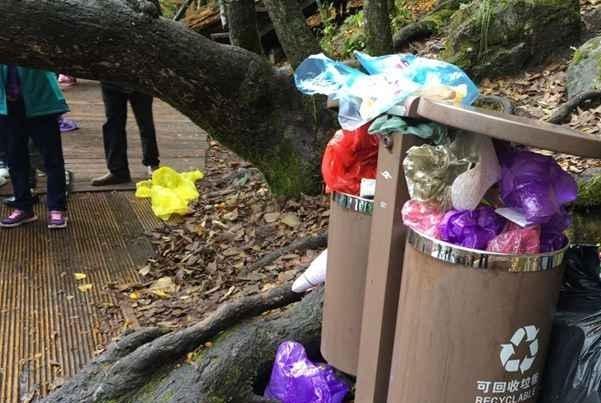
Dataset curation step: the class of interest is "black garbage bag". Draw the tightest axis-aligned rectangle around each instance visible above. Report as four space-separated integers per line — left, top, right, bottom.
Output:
540 245 601 403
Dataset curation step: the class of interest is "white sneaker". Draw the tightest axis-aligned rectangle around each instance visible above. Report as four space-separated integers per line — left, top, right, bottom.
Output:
0 176 7 187
0 167 9 179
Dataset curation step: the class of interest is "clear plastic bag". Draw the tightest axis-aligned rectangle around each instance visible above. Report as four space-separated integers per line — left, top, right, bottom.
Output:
294 52 479 130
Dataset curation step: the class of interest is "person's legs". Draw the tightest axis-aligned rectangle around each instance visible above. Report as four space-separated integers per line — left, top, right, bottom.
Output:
129 91 160 170
28 114 67 228
2 100 37 219
97 84 130 181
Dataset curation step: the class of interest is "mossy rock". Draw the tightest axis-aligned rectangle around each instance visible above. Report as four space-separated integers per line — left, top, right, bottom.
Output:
567 36 601 98
442 0 581 80
574 168 601 209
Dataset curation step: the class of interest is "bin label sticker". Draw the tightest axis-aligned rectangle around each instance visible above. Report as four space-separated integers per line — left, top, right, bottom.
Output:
499 325 539 374
473 325 541 402
381 170 392 180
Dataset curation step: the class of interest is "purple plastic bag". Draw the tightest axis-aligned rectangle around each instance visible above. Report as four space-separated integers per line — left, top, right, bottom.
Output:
264 341 349 403
540 208 571 252
499 150 577 224
438 206 506 250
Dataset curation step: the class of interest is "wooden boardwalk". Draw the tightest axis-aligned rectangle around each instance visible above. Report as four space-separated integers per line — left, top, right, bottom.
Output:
0 81 207 401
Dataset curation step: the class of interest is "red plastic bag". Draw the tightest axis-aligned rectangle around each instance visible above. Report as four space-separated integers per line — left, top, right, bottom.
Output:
321 124 378 195
486 223 540 254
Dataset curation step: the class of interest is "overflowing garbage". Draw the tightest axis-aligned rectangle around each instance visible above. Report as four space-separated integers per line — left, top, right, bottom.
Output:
135 166 204 220
295 52 479 130
295 51 576 254
264 341 349 403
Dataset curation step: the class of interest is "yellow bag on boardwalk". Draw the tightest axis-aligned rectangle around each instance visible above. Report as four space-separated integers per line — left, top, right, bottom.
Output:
135 166 204 220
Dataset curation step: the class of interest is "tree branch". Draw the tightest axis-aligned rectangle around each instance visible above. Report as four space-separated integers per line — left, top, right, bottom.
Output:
547 91 601 124
0 0 333 195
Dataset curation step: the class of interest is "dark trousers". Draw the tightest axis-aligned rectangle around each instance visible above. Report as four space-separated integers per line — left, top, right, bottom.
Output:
101 85 159 177
1 100 66 212
0 120 42 187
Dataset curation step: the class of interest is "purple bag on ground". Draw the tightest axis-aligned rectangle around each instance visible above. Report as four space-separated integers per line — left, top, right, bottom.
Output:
499 150 577 224
264 341 349 403
438 206 506 250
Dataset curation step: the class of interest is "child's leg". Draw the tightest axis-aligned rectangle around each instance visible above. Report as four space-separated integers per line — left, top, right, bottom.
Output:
4 101 34 212
28 115 67 212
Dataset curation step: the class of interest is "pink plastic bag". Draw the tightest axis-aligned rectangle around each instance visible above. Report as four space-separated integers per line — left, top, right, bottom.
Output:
487 224 541 254
401 200 444 238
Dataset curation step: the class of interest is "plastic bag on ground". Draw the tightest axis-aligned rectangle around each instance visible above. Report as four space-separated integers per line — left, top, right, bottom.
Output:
486 223 540 254
264 341 349 403
401 199 444 238
135 166 204 221
498 149 577 224
540 245 601 403
438 206 506 250
321 124 378 195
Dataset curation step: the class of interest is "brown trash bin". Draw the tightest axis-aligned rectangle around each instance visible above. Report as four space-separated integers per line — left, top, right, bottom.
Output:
387 228 567 403
321 192 373 375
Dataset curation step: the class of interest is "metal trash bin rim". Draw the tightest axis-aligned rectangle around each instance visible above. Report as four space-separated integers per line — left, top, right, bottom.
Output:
332 192 374 215
407 228 567 272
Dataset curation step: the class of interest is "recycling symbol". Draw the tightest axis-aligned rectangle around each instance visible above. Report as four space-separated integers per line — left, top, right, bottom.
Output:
499 325 539 374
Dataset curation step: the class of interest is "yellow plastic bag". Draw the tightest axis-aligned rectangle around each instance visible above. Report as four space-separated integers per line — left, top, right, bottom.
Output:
135 166 204 220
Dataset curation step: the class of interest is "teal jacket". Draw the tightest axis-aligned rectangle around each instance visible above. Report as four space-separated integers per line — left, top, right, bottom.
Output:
0 65 69 117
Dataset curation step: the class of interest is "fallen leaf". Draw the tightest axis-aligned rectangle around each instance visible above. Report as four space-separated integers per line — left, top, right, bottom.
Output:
78 284 93 293
264 212 280 223
280 213 300 228
74 273 87 281
138 265 151 276
150 277 177 298
130 292 141 301
223 209 239 221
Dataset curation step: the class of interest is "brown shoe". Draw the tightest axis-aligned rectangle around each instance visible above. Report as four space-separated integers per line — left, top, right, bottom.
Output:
91 172 131 186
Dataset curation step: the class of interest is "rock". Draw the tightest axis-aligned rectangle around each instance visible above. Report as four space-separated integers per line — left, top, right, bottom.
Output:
567 36 601 98
583 7 601 35
443 0 581 80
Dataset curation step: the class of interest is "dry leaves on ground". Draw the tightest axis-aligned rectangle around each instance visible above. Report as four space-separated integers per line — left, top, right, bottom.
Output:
107 142 329 330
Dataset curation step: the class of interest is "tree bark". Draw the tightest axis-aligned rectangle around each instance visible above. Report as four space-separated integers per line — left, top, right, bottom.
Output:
227 0 265 55
262 0 322 68
0 0 336 196
365 0 393 55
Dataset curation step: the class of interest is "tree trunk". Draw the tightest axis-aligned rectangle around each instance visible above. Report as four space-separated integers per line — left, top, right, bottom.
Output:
262 0 322 69
227 0 265 55
0 0 336 196
365 0 393 55
41 286 325 403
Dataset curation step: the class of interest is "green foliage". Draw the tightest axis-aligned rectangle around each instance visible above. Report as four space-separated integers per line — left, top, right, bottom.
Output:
320 10 367 58
160 0 180 18
392 0 413 32
576 174 601 209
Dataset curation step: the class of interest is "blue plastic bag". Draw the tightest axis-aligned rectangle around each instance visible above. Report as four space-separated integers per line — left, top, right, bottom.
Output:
264 341 349 403
294 52 479 130
354 51 480 106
